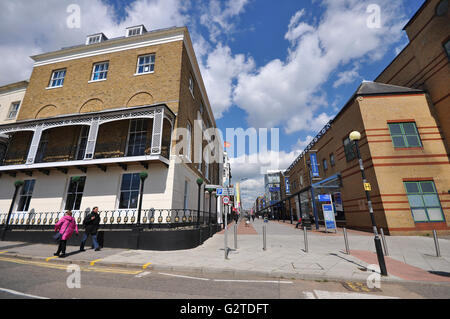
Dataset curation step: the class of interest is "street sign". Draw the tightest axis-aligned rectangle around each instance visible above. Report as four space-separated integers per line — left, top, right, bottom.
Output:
217 188 235 196
205 184 221 189
322 204 337 232
223 196 230 205
364 183 372 191
318 194 332 202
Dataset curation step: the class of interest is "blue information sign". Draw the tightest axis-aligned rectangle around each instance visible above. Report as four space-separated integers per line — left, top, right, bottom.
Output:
310 153 319 177
318 194 331 202
322 204 336 231
285 177 290 194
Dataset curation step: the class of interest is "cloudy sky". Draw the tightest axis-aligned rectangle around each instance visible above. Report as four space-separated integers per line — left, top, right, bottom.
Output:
0 0 425 209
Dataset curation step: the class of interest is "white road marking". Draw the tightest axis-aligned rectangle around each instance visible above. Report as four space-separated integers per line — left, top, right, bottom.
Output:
312 290 398 299
158 272 210 281
135 271 151 278
213 279 293 284
303 291 316 299
0 287 49 299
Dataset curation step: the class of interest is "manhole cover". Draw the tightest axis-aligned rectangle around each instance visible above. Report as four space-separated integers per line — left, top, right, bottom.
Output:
342 282 382 293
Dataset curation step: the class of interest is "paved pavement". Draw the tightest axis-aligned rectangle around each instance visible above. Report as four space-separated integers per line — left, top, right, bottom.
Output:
0 218 449 286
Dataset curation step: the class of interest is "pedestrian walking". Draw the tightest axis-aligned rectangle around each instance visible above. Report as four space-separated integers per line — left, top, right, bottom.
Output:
251 214 255 222
54 210 78 258
295 216 302 229
80 206 101 252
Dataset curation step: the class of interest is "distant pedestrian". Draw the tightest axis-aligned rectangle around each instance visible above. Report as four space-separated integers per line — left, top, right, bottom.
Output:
80 206 101 252
54 210 78 258
295 216 302 229
251 214 255 222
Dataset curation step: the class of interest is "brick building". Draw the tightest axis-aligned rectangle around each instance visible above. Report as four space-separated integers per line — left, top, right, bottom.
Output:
0 26 223 227
376 0 449 152
282 81 449 235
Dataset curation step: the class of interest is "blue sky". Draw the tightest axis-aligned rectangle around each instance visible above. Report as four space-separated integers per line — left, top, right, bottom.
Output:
0 0 426 207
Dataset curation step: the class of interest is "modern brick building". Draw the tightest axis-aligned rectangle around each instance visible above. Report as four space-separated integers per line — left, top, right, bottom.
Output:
376 0 449 152
0 26 223 228
273 0 449 236
282 81 449 235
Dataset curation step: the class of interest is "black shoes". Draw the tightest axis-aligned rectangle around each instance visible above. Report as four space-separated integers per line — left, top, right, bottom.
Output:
54 253 59 256
58 254 66 258
79 248 86 251
95 248 101 251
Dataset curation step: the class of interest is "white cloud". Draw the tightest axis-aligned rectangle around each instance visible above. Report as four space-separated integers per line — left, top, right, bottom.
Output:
230 149 299 209
199 43 254 119
333 66 361 88
199 0 250 42
233 0 407 134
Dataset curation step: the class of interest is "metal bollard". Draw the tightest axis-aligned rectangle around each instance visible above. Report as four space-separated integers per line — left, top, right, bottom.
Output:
380 228 389 256
234 224 238 249
343 227 350 255
224 213 228 259
433 230 441 257
303 226 308 253
263 224 267 251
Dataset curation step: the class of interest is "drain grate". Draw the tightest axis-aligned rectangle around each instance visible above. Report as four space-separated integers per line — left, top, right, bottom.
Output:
342 281 382 293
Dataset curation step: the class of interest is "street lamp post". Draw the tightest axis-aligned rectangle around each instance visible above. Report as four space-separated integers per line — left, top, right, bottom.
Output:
1 180 24 241
137 171 148 228
196 178 203 228
349 131 388 276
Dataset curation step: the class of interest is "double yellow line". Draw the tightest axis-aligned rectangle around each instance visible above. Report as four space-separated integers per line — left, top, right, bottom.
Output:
0 256 142 275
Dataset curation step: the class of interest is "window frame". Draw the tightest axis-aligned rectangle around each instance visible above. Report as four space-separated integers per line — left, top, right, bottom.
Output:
64 176 87 212
126 119 149 157
404 180 445 223
135 54 155 75
388 122 422 149
16 179 36 213
330 153 335 167
343 137 356 162
48 69 66 88
7 101 21 119
322 159 328 171
90 61 109 82
118 173 141 210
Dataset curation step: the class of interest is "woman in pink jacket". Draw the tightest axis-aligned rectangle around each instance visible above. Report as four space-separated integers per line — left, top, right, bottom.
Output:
54 210 79 258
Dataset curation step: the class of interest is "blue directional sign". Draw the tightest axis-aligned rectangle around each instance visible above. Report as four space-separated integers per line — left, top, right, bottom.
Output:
310 153 319 177
285 177 290 194
318 194 331 202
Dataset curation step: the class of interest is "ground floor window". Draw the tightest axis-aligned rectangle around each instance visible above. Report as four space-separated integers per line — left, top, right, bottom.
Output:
404 180 445 222
119 173 141 209
17 180 35 212
65 176 86 211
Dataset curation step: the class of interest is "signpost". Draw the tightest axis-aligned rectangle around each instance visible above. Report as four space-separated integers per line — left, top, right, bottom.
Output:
222 196 230 205
216 188 235 196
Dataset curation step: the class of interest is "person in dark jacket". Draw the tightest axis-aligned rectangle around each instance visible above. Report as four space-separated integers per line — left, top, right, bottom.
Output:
79 206 101 251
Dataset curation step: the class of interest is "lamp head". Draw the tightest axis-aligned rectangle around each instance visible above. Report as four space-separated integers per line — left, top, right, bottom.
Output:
139 171 148 180
349 131 361 141
14 180 24 188
206 188 214 193
196 178 203 185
